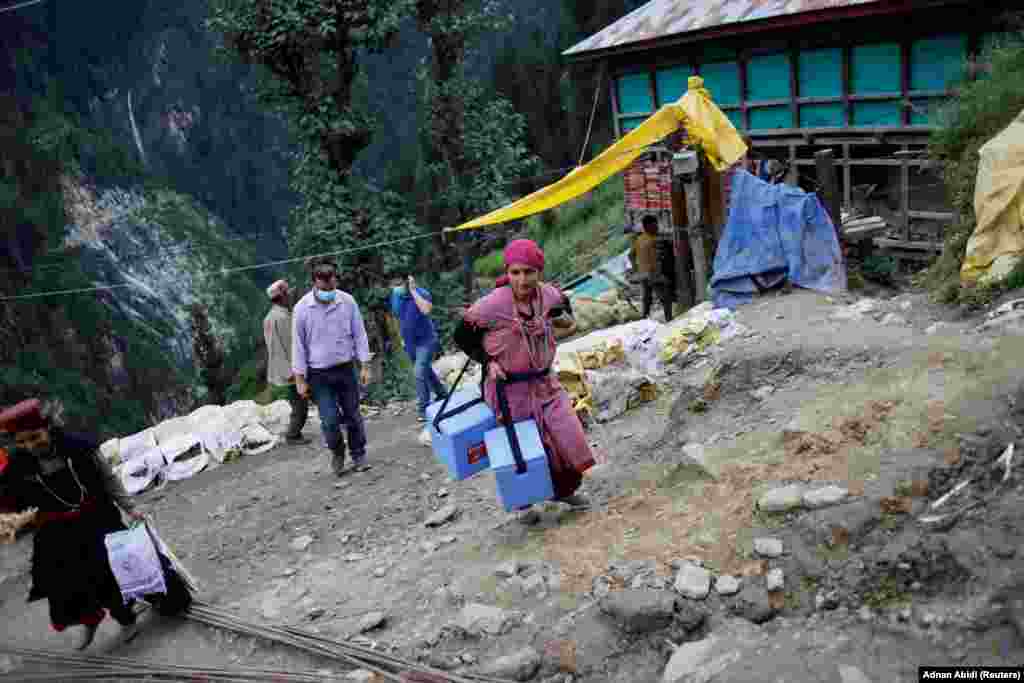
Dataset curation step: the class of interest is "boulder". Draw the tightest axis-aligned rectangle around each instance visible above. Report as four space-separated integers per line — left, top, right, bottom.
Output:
673 563 711 600
599 589 676 634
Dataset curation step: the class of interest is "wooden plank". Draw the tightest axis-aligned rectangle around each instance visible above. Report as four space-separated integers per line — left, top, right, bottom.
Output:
738 53 750 130
796 96 845 105
843 217 887 228
792 158 936 167
610 61 623 140
843 143 852 210
908 211 956 221
874 238 944 252
815 149 841 238
811 136 881 145
849 92 904 102
900 145 910 240
683 178 707 303
907 89 954 99
746 125 934 137
746 98 792 108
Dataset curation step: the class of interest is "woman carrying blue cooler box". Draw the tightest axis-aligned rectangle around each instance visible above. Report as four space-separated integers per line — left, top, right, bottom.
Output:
460 239 595 510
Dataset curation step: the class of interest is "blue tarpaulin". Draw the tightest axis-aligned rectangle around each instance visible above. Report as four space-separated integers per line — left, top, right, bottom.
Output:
711 170 846 310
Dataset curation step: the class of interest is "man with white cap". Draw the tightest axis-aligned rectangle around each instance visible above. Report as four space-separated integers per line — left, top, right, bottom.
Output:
263 279 311 445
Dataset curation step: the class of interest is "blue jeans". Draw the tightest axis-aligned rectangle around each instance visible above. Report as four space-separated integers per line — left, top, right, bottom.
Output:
410 340 448 417
307 362 367 463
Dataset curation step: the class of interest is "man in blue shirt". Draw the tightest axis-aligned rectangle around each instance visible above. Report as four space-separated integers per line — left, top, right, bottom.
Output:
389 275 448 422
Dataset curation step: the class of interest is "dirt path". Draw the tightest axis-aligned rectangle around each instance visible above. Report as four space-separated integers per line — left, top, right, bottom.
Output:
1 288 1022 682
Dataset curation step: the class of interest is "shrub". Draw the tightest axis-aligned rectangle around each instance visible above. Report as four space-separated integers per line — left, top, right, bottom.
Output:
923 32 1024 300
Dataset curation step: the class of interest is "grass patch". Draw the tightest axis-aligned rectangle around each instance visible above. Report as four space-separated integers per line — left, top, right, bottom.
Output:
816 543 851 563
879 513 903 531
473 181 627 283
863 576 911 610
752 509 790 529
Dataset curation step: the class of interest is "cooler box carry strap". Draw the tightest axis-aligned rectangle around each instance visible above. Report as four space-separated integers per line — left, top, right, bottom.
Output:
495 379 528 475
431 357 485 431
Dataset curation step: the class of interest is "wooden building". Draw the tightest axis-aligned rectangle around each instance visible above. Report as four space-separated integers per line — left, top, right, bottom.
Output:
564 0 1020 254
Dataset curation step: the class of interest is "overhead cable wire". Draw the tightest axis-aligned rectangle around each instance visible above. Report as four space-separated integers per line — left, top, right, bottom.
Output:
0 0 47 14
0 230 448 302
4 135 685 292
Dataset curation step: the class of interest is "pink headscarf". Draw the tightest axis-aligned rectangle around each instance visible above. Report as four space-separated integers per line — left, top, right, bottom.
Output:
503 239 544 272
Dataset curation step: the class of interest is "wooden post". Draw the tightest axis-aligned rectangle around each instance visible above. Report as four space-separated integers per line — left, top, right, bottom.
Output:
842 143 852 210
815 148 842 238
683 174 708 303
671 173 695 310
900 144 911 241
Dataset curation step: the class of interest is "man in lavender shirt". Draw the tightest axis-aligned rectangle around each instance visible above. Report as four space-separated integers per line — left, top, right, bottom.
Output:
292 258 372 476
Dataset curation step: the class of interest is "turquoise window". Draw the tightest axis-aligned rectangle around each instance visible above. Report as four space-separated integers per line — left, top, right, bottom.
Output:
747 53 792 101
798 48 843 98
749 106 793 130
620 116 647 133
800 103 844 127
853 100 902 126
724 110 744 130
700 61 741 106
851 43 901 94
910 34 967 91
617 73 653 115
655 66 690 107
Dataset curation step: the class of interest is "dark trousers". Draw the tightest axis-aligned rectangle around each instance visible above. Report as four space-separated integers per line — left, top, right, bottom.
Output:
642 278 673 321
307 362 367 462
272 384 310 439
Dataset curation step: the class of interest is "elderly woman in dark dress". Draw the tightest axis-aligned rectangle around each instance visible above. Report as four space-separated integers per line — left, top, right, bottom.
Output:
0 399 161 650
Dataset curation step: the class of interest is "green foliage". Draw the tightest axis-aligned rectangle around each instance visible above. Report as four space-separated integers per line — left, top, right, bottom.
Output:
475 250 505 277
923 33 1024 298
27 85 144 184
226 356 268 404
860 253 899 286
473 180 628 284
207 0 410 175
418 78 542 223
286 151 422 295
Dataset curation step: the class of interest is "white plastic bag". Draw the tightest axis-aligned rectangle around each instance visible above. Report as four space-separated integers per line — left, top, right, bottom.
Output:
104 523 167 602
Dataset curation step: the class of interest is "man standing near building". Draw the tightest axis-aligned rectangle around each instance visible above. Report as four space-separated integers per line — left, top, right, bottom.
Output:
630 215 673 321
292 259 372 476
389 275 448 423
263 279 310 445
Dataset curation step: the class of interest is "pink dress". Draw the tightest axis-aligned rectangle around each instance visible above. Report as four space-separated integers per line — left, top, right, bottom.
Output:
464 283 595 499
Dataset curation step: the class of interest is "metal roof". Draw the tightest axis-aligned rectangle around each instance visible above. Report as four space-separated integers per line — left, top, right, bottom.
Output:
564 0 887 57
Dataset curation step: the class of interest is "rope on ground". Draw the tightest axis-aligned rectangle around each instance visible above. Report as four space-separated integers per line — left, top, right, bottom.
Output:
0 600 522 682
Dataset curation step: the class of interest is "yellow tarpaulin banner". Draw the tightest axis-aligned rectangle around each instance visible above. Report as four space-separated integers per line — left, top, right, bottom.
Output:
448 76 748 232
961 108 1024 285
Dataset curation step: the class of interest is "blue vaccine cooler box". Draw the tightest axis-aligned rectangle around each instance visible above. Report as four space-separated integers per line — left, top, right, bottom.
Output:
484 420 554 512
425 389 497 481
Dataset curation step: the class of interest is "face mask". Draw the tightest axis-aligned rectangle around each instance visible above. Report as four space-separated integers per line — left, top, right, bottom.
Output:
315 289 337 304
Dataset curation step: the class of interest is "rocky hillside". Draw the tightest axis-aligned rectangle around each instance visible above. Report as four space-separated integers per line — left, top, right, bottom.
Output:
62 178 267 366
